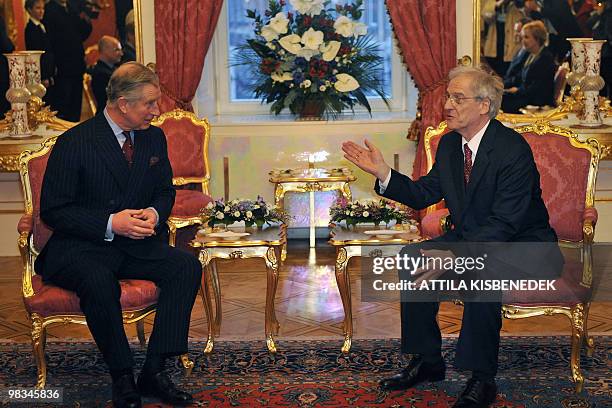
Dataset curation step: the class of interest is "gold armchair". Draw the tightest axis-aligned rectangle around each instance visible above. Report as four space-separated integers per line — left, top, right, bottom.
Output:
151 109 213 246
17 137 192 388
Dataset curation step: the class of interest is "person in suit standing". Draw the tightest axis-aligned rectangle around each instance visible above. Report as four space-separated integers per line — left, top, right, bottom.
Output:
342 65 562 408
43 0 92 122
502 20 556 113
37 62 201 408
91 35 123 108
24 0 56 96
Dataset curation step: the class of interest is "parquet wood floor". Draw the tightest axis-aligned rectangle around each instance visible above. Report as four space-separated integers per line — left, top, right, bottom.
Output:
1 240 610 345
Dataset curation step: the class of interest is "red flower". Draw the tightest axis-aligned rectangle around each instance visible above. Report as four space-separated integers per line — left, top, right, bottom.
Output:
303 15 312 26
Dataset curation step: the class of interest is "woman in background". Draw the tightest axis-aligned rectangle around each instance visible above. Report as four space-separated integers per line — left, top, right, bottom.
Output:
502 20 556 113
24 0 56 102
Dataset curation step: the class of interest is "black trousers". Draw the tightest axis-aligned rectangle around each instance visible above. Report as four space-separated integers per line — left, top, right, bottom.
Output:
49 246 202 371
398 243 502 377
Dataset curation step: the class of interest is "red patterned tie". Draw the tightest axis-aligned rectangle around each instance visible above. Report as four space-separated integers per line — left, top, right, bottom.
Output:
464 143 473 185
122 131 134 166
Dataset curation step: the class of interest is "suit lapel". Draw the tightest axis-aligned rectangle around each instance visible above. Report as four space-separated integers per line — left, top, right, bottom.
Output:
93 113 130 190
463 121 496 209
448 133 465 208
122 129 152 206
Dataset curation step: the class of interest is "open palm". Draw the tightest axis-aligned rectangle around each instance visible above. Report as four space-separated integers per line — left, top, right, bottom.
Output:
341 139 389 180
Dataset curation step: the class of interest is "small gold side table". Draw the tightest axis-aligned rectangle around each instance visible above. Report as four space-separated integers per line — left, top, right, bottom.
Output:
191 224 287 354
270 167 356 248
328 224 421 353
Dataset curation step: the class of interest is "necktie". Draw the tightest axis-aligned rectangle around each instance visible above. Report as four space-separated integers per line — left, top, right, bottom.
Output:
122 131 134 166
464 143 473 185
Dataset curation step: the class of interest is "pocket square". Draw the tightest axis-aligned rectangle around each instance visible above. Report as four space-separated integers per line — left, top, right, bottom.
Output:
149 156 160 166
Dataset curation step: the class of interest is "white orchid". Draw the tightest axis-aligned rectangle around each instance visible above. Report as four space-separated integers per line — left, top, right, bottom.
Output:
334 15 354 37
320 40 341 62
301 28 324 50
260 25 279 42
271 71 293 82
290 0 324 16
215 212 225 220
334 73 360 92
279 34 302 55
269 12 289 35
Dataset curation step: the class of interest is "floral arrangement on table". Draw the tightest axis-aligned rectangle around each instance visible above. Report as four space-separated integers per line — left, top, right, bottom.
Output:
201 196 290 228
329 198 415 227
233 0 389 118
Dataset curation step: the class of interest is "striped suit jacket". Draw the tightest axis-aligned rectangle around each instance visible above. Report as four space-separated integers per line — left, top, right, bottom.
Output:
36 112 176 279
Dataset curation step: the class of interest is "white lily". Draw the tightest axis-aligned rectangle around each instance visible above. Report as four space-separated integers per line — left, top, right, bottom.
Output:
334 73 360 92
290 0 324 16
334 16 354 37
260 25 279 42
269 12 289 34
301 28 324 50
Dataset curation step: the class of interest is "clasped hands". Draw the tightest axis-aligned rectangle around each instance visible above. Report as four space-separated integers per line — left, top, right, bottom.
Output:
112 208 158 240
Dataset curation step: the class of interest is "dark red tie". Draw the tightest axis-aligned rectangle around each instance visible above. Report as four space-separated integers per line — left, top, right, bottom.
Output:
122 131 134 166
464 143 473 185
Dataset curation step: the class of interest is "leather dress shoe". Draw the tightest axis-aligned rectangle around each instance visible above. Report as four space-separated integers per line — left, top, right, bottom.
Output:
112 374 142 408
379 356 445 391
453 378 497 407
137 370 193 406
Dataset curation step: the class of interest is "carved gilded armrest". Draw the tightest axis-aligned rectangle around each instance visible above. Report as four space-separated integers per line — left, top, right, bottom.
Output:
580 207 597 288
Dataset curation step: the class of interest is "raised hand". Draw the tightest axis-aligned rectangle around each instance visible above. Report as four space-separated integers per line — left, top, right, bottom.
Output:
341 139 390 181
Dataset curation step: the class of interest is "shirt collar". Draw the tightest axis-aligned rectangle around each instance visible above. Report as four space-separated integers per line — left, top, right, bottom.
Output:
28 16 45 31
462 120 490 158
103 107 130 139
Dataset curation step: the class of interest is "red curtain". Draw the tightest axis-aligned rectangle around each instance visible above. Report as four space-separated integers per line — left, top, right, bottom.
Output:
386 0 456 179
154 0 222 112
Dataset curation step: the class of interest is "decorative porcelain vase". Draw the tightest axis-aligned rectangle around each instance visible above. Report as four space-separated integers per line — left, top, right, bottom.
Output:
578 40 606 127
3 52 32 138
566 38 590 94
21 51 46 100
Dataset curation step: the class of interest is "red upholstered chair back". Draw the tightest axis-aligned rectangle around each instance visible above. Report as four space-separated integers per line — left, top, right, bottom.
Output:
516 123 599 242
151 109 211 194
19 137 57 256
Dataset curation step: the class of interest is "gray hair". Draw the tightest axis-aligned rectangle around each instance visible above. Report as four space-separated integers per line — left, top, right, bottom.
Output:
106 62 159 103
448 65 504 119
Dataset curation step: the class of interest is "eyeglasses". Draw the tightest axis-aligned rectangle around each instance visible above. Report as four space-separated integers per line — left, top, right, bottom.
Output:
445 93 483 106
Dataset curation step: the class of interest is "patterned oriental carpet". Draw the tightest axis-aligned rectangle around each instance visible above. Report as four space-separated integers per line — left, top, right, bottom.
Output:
0 337 610 407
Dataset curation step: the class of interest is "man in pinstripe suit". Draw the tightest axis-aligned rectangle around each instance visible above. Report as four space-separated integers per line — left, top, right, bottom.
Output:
37 62 201 408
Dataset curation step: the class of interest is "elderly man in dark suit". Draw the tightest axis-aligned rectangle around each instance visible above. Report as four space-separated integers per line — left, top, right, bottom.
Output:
91 35 123 108
37 62 201 408
342 66 562 408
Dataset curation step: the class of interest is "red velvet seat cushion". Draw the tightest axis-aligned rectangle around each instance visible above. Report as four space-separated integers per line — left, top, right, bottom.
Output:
502 259 591 305
170 190 213 218
24 275 159 318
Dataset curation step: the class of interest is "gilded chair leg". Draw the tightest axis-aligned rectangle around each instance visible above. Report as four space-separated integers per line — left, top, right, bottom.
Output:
136 320 146 347
583 302 595 357
179 353 194 370
570 304 585 393
167 222 177 247
31 314 47 389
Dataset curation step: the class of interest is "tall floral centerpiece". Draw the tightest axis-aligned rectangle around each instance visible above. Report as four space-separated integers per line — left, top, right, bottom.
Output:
234 0 388 118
